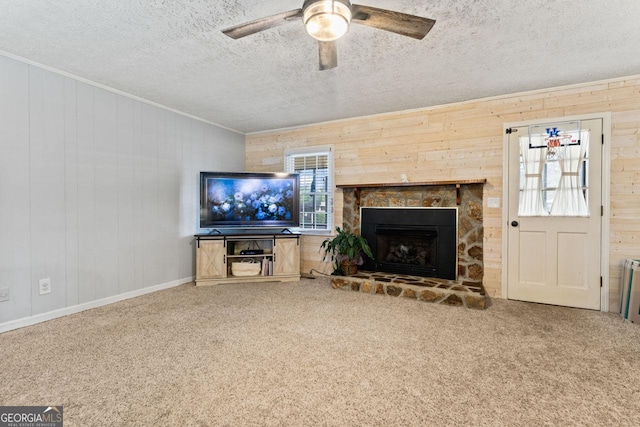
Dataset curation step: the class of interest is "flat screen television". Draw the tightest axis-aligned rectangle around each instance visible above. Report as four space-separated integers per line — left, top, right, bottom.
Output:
199 171 300 229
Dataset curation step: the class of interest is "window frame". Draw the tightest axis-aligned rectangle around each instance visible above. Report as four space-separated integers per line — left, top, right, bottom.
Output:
284 146 334 234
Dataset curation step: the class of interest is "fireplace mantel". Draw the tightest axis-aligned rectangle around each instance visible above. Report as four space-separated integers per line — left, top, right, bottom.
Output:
337 179 486 206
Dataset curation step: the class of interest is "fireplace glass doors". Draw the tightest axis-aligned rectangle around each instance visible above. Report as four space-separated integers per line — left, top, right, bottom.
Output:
361 207 457 280
374 225 438 276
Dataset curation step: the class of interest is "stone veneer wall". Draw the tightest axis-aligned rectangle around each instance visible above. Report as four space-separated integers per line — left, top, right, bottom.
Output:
341 184 483 284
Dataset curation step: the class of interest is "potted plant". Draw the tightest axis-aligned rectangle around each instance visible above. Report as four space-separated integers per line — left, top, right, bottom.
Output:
320 226 374 276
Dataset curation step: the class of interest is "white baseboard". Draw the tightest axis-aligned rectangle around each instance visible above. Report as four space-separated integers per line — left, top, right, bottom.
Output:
0 277 195 334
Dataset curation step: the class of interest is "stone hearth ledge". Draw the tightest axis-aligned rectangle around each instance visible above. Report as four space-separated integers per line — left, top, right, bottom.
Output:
330 272 488 309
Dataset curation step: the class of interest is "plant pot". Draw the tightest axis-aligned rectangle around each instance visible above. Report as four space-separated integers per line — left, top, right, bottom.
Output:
340 260 358 276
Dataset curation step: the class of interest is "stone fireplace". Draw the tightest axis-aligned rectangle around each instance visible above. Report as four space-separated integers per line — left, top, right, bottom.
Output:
339 181 484 284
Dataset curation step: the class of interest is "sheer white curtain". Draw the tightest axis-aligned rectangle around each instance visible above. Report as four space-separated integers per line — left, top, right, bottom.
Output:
519 136 548 216
550 131 589 216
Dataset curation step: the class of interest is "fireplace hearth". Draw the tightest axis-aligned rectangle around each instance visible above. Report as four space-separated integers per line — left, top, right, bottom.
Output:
361 207 457 280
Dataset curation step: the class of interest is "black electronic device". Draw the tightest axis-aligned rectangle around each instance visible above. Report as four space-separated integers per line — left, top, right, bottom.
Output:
240 249 264 255
199 171 300 229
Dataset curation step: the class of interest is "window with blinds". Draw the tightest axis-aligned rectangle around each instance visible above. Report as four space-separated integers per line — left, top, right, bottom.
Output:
284 147 333 231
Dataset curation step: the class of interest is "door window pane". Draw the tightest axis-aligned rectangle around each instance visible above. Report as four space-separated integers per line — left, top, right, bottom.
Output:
519 121 589 217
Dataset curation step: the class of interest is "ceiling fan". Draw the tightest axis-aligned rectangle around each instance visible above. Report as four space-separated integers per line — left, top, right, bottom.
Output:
222 0 436 70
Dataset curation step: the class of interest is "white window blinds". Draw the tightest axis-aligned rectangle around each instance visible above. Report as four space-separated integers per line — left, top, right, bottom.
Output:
284 147 333 231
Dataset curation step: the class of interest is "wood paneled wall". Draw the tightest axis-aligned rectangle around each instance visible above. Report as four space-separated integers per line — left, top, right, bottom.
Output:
0 54 245 326
246 76 640 310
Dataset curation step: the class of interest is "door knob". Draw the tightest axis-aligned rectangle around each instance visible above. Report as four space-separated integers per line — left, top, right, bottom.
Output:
511 221 519 227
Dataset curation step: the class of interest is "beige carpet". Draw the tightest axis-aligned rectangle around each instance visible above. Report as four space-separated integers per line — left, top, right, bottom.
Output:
1 278 639 426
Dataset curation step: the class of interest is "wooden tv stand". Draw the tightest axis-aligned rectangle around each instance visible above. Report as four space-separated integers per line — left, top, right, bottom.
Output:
194 232 301 286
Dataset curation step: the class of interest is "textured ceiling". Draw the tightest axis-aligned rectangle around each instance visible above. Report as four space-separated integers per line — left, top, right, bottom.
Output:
0 0 639 134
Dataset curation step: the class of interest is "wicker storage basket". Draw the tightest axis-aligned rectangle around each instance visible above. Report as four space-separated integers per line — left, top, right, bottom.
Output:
231 259 261 276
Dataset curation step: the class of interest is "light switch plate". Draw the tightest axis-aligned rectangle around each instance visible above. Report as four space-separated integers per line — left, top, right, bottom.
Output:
487 197 501 208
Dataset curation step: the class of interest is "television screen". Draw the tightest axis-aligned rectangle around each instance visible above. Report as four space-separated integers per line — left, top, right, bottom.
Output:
200 171 300 229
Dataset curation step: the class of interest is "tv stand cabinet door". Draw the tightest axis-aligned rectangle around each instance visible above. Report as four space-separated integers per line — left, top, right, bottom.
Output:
197 240 226 280
273 238 300 276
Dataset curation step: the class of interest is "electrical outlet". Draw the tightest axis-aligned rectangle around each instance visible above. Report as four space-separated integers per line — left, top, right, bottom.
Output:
39 278 51 295
0 287 9 302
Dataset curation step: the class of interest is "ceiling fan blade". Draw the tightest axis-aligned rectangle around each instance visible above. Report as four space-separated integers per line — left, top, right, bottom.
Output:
351 4 436 40
318 41 338 71
222 9 303 39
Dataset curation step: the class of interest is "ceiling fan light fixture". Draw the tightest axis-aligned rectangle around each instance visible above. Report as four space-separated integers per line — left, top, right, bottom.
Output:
303 0 352 42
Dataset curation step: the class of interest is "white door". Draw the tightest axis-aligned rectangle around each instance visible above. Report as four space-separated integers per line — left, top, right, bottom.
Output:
507 119 602 309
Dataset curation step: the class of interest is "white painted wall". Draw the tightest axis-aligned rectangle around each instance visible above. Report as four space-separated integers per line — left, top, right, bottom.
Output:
0 54 245 328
